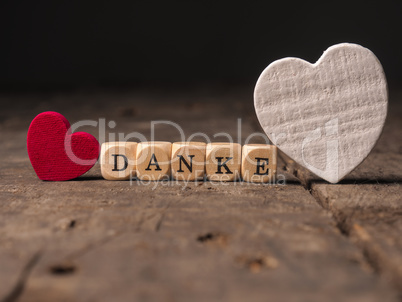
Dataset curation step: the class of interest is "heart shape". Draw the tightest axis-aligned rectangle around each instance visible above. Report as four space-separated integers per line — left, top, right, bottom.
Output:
254 43 388 183
27 111 100 181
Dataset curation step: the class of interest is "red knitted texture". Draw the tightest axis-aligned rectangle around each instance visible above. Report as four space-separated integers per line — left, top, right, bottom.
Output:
27 111 100 181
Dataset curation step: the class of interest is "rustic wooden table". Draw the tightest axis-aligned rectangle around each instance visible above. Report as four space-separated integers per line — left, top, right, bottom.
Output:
0 87 401 302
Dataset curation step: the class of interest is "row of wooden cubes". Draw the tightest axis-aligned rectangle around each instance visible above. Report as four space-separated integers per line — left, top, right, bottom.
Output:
100 142 277 182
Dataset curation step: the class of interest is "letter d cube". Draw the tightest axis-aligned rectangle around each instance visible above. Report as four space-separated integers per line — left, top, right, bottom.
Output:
241 144 277 183
100 142 137 180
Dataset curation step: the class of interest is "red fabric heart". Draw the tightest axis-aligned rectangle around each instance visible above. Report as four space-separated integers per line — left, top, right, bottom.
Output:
27 111 100 181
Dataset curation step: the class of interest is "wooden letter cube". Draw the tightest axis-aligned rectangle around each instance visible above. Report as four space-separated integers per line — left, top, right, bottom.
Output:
100 142 137 180
206 143 241 181
136 142 172 181
241 144 277 183
171 142 206 181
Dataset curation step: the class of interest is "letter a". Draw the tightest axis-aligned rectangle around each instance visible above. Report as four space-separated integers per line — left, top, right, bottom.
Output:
145 153 162 171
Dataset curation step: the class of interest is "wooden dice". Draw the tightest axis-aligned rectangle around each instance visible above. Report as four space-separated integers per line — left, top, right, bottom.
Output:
171 142 206 181
206 143 241 181
241 144 277 183
100 142 137 180
100 141 277 183
136 141 172 181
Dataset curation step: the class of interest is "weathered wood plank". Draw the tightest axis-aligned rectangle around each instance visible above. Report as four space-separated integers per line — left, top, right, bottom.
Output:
2 182 396 302
0 91 399 301
312 184 402 293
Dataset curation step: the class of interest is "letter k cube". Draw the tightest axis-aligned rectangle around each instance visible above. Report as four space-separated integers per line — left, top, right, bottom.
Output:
206 143 241 181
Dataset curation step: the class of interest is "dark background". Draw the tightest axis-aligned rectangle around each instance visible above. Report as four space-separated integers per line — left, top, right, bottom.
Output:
0 0 401 92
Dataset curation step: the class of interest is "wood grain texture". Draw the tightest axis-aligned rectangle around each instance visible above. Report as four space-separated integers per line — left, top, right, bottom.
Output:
312 184 402 292
254 43 388 183
1 181 397 302
0 89 401 301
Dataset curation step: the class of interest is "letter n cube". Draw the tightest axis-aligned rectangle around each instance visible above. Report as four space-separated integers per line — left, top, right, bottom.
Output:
171 142 206 181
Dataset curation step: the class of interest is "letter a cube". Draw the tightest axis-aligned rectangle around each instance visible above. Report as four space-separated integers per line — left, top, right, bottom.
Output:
206 143 241 181
241 144 277 183
136 142 172 181
100 142 137 180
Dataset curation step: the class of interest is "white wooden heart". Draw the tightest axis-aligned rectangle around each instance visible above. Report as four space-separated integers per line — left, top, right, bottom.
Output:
254 43 388 183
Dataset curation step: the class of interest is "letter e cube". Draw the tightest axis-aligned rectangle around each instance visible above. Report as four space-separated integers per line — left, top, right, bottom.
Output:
241 144 277 183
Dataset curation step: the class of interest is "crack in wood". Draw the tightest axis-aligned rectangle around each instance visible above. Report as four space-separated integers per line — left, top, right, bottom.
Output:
1 251 42 302
155 200 173 232
53 205 173 264
294 163 402 296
